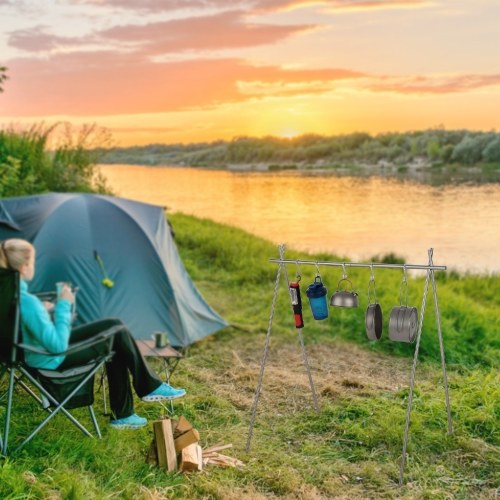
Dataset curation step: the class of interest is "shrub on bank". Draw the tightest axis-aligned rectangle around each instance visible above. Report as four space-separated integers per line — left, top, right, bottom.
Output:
0 123 112 197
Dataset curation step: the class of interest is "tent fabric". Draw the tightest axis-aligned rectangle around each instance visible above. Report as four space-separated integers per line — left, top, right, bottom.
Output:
0 193 228 347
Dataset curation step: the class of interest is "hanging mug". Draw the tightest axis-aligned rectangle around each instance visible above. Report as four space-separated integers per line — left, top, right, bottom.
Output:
306 276 328 320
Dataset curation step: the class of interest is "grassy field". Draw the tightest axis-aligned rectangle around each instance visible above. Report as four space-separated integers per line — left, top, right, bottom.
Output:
1 213 498 499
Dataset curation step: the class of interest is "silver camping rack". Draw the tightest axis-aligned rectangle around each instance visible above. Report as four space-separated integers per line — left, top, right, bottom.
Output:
246 245 453 486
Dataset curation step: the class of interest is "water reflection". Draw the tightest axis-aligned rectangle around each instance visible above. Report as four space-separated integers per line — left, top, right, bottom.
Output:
99 165 500 273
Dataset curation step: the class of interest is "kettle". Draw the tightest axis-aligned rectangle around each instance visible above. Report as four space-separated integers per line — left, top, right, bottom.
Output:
330 278 358 308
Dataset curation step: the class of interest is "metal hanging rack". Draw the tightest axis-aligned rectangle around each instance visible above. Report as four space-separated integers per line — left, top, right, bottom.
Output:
246 245 453 486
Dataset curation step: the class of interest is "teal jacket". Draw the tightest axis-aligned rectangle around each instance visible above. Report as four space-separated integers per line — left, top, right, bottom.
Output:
20 280 72 369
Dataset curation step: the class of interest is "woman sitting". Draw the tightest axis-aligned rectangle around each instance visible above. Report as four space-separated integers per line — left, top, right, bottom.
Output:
0 238 186 430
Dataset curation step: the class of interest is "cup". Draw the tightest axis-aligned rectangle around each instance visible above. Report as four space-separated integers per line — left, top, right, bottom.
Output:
153 331 168 349
56 282 66 299
306 277 328 320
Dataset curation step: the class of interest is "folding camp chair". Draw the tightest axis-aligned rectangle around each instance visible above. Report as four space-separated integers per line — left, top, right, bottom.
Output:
0 268 120 456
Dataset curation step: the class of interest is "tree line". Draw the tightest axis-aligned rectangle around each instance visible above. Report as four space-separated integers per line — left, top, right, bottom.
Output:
100 129 500 168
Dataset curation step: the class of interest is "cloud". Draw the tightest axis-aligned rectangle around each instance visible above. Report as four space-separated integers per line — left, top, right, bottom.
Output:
0 51 364 116
75 0 246 12
5 9 318 57
74 0 432 14
320 0 432 12
97 10 319 54
367 73 500 94
7 26 89 52
249 0 432 14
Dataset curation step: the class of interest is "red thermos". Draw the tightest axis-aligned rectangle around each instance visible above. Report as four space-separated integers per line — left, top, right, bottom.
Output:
289 281 304 328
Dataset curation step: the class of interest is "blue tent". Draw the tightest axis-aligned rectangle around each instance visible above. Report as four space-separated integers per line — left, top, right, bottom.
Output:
0 193 228 347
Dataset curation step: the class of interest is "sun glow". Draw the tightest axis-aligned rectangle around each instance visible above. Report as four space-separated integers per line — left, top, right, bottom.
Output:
278 128 301 139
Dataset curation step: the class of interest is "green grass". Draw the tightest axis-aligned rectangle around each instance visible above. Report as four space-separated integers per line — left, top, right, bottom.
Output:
1 214 498 499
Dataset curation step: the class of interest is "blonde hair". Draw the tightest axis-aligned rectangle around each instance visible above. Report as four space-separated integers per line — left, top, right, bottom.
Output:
0 239 34 272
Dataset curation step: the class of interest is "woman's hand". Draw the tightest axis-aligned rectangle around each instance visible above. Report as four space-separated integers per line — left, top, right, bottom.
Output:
59 284 75 304
43 301 55 312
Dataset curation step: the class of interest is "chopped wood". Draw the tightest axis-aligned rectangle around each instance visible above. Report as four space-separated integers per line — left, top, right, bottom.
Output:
153 419 177 472
150 416 242 474
174 428 200 453
196 444 203 472
180 443 201 472
204 451 245 469
202 443 233 455
175 415 193 436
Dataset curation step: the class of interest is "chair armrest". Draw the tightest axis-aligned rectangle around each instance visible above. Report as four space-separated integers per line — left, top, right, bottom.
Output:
34 291 58 302
17 325 122 357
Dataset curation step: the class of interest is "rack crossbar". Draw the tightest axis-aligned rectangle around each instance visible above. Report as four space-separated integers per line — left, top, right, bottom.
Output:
269 258 446 271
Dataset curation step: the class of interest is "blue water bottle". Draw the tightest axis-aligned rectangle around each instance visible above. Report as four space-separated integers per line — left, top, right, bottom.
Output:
306 276 328 320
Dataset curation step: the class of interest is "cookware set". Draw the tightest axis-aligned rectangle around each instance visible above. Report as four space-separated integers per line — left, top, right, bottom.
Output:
304 265 417 342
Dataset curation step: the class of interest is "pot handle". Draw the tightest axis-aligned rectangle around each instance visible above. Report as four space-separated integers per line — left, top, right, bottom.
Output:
337 277 353 291
399 265 409 307
367 264 377 305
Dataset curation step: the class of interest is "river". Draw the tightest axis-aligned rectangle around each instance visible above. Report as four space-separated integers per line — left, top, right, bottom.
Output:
99 165 500 274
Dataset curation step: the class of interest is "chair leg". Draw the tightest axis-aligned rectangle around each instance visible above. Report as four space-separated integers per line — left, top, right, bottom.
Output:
88 406 102 439
2 368 16 456
12 367 101 454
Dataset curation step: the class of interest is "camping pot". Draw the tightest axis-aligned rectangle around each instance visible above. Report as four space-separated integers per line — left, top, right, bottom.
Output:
388 306 418 343
330 278 358 308
306 276 328 320
365 303 382 340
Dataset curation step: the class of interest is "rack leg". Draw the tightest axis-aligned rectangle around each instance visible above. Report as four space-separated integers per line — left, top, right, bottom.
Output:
399 258 432 486
428 249 453 435
296 328 320 412
245 246 285 452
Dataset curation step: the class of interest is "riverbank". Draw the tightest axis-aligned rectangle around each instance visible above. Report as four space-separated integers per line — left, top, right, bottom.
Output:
98 129 500 185
1 214 497 499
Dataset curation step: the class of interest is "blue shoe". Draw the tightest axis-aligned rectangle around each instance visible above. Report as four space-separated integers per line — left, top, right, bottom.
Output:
142 383 186 402
110 413 147 430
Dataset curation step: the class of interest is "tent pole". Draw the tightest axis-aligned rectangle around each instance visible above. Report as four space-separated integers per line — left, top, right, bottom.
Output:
399 250 432 486
245 244 285 452
428 249 453 435
281 259 320 413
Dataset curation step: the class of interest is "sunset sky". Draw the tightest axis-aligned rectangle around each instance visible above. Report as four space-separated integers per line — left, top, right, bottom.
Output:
1 0 500 146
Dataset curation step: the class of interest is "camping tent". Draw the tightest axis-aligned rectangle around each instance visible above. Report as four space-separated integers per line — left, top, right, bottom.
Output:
0 193 228 347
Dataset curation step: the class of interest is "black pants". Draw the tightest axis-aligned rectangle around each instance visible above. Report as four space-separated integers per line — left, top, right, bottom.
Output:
59 319 162 419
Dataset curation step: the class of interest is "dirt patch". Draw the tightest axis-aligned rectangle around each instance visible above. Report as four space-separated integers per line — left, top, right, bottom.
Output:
193 339 415 412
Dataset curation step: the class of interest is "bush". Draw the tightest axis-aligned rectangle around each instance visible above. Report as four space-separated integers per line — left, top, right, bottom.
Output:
0 123 112 196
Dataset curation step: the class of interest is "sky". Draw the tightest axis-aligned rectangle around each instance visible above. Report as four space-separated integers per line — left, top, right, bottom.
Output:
1 0 500 146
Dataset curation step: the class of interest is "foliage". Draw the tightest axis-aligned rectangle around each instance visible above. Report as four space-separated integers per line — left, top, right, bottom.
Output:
99 129 500 175
0 66 7 93
0 214 498 499
0 123 113 197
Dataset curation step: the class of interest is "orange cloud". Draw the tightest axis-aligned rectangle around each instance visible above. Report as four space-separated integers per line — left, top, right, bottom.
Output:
367 73 500 94
97 10 318 54
8 25 89 52
1 53 364 116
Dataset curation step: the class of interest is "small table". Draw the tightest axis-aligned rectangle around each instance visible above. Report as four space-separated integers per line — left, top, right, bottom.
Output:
136 340 182 384
136 340 183 415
